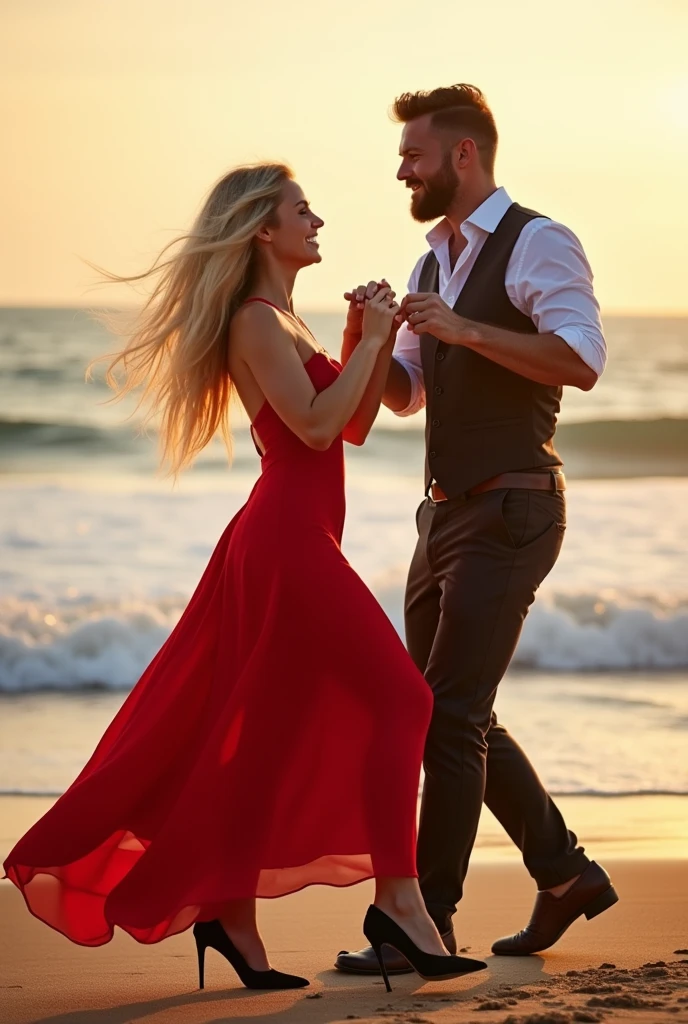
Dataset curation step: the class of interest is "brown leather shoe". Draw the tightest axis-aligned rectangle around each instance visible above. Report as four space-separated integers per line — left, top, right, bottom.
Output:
491 861 619 956
334 926 457 974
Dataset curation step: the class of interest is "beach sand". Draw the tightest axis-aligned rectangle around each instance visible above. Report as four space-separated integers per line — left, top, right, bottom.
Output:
1 797 687 1024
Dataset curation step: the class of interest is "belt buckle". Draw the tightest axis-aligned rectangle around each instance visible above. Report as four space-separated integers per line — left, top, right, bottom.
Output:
551 469 565 492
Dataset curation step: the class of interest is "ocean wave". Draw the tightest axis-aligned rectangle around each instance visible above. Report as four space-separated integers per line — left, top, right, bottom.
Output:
3 415 688 478
0 416 260 472
375 581 688 673
514 596 688 671
0 599 181 692
1 590 687 693
0 418 129 452
0 790 66 798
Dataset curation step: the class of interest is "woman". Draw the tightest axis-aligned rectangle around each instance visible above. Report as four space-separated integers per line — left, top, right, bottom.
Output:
3 164 486 993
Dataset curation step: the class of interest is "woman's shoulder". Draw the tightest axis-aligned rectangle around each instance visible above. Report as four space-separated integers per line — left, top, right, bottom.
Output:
232 299 296 334
229 300 298 359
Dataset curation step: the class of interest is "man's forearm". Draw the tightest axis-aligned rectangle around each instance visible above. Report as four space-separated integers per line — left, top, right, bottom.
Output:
460 322 598 390
402 293 600 391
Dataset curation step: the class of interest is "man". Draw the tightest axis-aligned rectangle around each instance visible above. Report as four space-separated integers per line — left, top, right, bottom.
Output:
337 84 617 972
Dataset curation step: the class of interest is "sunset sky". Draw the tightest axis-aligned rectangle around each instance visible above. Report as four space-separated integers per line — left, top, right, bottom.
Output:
2 0 687 312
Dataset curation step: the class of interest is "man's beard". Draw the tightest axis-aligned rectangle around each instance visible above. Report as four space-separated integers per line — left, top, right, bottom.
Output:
409 152 459 223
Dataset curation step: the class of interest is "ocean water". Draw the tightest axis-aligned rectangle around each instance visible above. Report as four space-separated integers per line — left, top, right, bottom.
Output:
1 308 687 798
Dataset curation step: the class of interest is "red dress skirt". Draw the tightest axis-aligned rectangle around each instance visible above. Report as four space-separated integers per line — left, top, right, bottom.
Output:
4 352 433 945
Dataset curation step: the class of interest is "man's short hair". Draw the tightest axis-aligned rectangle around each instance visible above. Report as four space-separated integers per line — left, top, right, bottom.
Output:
392 84 498 173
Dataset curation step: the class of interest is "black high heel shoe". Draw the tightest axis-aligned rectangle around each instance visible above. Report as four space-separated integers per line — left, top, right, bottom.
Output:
193 920 310 990
363 904 487 992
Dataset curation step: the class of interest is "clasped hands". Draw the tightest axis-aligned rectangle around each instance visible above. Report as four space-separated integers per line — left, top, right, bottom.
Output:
344 279 480 347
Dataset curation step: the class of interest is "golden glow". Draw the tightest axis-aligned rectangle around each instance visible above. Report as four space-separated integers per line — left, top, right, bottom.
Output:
661 79 688 134
1 0 687 313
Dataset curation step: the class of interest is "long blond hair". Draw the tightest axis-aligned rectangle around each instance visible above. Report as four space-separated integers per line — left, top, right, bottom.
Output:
94 162 293 475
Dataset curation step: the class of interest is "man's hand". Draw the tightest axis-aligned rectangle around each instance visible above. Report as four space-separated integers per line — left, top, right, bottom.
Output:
344 279 396 341
402 292 598 390
401 292 481 345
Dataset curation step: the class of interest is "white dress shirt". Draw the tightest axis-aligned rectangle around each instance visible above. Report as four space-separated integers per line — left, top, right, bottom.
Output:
393 187 607 417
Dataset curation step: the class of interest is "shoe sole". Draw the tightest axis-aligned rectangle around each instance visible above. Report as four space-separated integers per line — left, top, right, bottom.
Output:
334 962 415 975
417 968 487 980
334 931 458 976
492 885 620 956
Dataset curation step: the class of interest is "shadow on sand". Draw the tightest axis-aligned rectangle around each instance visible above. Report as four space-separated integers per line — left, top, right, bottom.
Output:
27 955 550 1024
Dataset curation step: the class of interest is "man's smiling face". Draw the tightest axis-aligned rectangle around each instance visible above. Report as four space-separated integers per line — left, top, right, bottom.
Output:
397 114 460 223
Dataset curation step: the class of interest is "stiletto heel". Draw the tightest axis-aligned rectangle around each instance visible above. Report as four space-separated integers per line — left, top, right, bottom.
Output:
195 934 206 989
371 942 393 993
192 920 309 990
363 905 487 988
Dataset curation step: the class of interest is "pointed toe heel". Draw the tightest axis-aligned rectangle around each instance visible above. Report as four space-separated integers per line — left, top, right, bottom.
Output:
363 905 487 992
192 920 309 990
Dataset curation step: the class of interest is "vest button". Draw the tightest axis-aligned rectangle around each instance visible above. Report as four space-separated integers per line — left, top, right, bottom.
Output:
432 418 441 427
436 352 445 361
434 386 443 395
429 450 437 459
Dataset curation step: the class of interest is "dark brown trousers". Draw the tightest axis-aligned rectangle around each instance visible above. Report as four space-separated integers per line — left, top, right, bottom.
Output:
405 486 590 932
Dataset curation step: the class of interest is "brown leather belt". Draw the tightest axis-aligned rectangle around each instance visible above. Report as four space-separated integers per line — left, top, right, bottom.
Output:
429 470 566 504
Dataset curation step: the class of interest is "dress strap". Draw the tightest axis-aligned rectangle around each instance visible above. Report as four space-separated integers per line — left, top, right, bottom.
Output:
242 297 295 319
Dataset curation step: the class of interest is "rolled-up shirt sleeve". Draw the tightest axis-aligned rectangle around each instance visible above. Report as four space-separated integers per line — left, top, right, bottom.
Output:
392 256 427 416
508 220 607 378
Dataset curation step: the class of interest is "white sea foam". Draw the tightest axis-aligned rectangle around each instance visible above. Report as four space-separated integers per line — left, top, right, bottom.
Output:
2 477 688 690
0 598 177 692
515 598 688 671
1 590 688 694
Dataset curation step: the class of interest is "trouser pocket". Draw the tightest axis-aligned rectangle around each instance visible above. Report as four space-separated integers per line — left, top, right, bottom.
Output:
499 489 566 550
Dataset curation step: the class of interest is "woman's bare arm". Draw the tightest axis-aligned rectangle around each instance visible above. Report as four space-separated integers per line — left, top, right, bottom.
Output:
232 293 398 450
340 280 404 445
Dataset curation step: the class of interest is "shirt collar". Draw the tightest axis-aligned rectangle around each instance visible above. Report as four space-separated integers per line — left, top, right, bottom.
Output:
425 186 513 249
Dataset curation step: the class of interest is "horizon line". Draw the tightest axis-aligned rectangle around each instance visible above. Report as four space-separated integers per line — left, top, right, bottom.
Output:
1 303 688 319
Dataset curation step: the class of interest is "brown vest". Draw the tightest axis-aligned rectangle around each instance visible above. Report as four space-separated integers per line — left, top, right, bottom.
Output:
419 202 563 497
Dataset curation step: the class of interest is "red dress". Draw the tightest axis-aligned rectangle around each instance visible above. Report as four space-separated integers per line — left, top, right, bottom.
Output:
4 334 433 947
